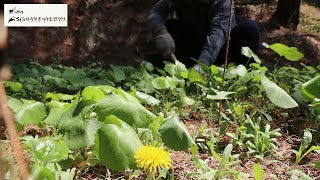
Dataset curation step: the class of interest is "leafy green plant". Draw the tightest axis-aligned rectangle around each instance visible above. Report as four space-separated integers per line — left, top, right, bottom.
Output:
292 129 320 164
289 169 313 180
187 144 249 179
253 163 264 180
95 115 143 171
228 115 281 158
95 88 156 128
22 136 69 165
301 75 320 102
2 44 319 179
260 73 298 109
263 43 304 61
159 114 194 151
8 97 46 128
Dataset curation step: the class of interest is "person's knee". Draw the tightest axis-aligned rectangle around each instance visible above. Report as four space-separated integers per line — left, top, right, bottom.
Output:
236 20 262 52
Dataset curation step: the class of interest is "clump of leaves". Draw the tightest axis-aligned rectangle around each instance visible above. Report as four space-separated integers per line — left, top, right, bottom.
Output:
292 129 320 165
228 115 281 158
187 144 249 179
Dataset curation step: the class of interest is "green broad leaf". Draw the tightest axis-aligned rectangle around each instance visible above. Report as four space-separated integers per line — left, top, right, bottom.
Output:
235 65 248 77
250 63 268 72
158 168 169 179
188 68 206 84
134 91 160 106
301 75 320 102
253 163 264 180
43 66 61 77
53 167 77 180
136 80 155 93
300 146 320 161
43 101 73 127
234 105 244 117
152 76 180 90
82 78 95 87
15 101 46 127
268 43 304 61
241 47 262 64
140 68 153 80
62 69 86 85
44 163 76 180
221 144 233 167
82 86 115 102
191 144 199 156
225 65 248 78
44 107 67 127
58 115 101 150
203 171 217 179
44 93 81 127
225 67 237 79
141 61 154 72
31 164 55 180
210 65 219 75
44 92 74 101
260 73 298 109
58 92 81 118
8 97 24 113
159 114 194 151
47 101 71 109
22 136 69 165
164 60 188 78
110 65 126 82
95 88 156 127
43 75 68 88
155 67 167 76
177 88 195 106
302 129 312 150
289 169 313 180
180 71 189 79
73 100 96 117
4 81 23 92
207 90 235 100
315 161 320 170
95 115 142 172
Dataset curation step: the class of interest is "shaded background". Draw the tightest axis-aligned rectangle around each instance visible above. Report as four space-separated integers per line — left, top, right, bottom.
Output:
3 0 320 67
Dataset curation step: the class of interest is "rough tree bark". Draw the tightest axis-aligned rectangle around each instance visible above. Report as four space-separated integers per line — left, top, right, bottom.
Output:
270 0 301 30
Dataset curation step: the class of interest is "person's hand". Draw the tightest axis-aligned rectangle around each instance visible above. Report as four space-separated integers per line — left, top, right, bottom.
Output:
156 32 175 57
193 64 204 74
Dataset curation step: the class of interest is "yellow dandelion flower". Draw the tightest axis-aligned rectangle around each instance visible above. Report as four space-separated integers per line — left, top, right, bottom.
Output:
134 145 172 173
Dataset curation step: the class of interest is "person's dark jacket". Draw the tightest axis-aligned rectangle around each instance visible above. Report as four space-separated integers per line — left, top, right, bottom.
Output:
148 0 236 65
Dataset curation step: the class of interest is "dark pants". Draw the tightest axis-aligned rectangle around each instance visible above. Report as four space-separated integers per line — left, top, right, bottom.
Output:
165 19 262 67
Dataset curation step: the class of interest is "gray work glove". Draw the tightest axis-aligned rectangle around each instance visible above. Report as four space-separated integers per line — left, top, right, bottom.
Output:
156 32 175 57
193 64 204 74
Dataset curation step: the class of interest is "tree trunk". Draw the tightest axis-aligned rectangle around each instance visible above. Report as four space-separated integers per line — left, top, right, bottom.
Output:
271 0 301 30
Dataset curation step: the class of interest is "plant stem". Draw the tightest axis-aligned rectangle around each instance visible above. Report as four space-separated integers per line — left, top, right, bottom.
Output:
218 0 234 125
0 81 30 179
75 151 94 179
147 170 156 180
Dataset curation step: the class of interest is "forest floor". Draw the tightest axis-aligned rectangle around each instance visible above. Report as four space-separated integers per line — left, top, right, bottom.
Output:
2 1 320 180
78 3 320 179
166 2 320 179
249 3 320 68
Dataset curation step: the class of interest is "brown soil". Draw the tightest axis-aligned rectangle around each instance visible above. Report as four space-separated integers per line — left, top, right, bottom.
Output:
236 2 320 68
171 118 320 179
